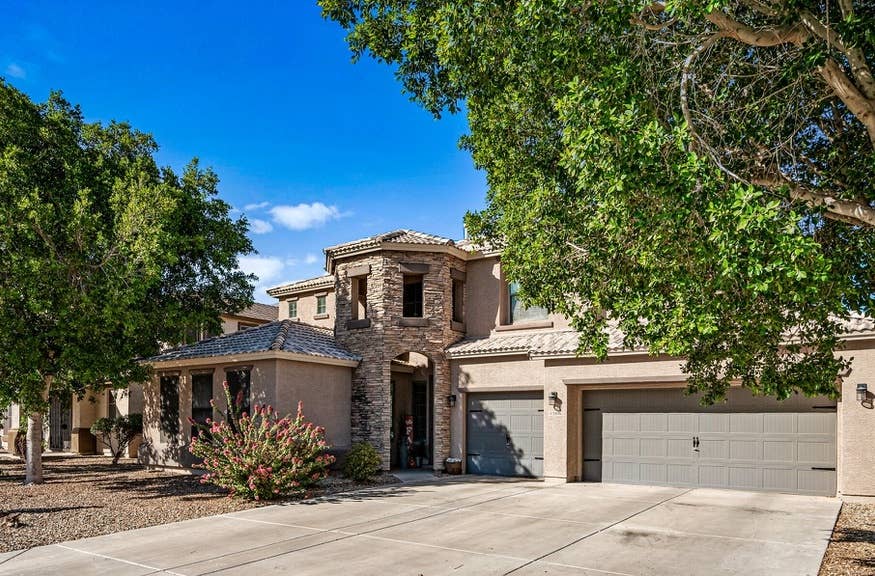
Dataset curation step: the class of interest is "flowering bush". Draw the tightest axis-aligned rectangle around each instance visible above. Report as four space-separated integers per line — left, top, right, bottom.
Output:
189 382 335 500
343 442 382 482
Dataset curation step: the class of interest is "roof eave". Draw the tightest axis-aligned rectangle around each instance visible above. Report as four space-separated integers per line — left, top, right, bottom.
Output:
142 350 360 370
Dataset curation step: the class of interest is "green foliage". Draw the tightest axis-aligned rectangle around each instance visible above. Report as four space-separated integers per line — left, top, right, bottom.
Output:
90 414 143 464
189 383 335 501
320 0 875 401
343 442 382 482
0 81 254 416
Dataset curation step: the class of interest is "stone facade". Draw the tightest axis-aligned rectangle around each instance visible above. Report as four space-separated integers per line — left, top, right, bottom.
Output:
333 250 466 470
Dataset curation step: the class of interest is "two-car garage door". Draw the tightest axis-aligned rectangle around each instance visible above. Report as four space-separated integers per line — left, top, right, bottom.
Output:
583 389 837 496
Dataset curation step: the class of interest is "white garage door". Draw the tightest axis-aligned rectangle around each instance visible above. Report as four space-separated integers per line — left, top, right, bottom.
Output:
583 389 837 496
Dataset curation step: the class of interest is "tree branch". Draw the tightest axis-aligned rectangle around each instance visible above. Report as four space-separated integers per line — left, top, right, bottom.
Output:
705 11 808 47
799 10 875 101
819 58 875 146
755 176 875 227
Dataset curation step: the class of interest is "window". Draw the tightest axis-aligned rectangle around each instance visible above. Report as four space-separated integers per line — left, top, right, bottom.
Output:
316 295 327 315
226 368 251 423
107 390 119 419
191 373 213 436
508 282 548 324
351 276 367 320
159 374 180 442
288 299 297 319
452 279 464 323
237 321 258 331
403 275 423 317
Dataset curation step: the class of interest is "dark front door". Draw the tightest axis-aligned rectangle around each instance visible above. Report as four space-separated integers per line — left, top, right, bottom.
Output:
49 393 72 451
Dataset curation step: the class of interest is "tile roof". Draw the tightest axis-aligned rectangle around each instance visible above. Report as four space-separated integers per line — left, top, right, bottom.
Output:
447 314 875 359
266 275 335 297
227 302 279 322
445 328 628 359
147 320 360 364
325 229 456 257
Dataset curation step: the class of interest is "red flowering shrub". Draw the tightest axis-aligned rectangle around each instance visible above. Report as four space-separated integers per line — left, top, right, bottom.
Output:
188 382 335 500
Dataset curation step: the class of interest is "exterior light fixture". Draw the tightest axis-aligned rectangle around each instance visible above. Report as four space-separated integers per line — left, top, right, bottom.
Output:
548 391 559 407
446 394 457 408
857 383 868 403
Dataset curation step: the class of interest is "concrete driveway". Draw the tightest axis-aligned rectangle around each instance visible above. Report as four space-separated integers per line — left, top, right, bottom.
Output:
0 478 840 576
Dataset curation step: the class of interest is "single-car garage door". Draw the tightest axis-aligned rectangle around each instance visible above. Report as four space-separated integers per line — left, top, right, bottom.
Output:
467 392 544 477
583 389 836 496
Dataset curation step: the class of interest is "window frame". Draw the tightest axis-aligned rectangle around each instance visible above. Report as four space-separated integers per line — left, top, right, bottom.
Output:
288 299 297 319
190 372 213 437
159 374 180 442
316 294 327 315
225 367 251 424
402 274 424 318
508 281 549 324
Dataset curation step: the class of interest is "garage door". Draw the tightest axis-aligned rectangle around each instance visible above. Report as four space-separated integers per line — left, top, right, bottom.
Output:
467 392 544 477
583 389 836 496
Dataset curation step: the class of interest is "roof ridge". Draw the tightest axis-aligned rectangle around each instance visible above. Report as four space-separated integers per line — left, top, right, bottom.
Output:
270 319 292 351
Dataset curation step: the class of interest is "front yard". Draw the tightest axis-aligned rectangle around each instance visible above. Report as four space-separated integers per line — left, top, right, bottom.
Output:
0 454 397 553
820 502 875 576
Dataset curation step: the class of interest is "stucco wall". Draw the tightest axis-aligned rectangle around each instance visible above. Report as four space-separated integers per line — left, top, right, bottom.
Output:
140 357 352 467
277 290 336 329
838 341 875 496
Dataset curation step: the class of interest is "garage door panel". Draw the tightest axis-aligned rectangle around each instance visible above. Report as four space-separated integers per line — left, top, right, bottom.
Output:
589 391 836 496
466 392 544 478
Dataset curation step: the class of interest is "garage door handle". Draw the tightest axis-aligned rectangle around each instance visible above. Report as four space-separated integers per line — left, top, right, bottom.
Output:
811 467 835 471
692 436 699 448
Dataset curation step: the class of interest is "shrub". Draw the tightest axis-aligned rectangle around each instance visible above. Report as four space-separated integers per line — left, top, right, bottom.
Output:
343 442 382 482
188 382 334 501
90 414 143 464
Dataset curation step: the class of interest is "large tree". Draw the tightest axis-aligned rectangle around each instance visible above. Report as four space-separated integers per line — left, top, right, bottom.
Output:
320 0 875 402
0 81 254 482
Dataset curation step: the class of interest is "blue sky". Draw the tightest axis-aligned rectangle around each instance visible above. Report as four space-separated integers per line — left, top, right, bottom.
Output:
2 1 486 302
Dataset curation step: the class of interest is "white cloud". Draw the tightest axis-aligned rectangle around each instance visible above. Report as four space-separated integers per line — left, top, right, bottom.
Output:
304 253 319 265
5 63 26 79
238 255 285 284
249 218 273 234
270 202 343 231
244 201 270 212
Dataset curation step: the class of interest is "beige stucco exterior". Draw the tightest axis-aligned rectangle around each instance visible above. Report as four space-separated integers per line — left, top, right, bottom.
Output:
139 355 353 467
277 290 336 329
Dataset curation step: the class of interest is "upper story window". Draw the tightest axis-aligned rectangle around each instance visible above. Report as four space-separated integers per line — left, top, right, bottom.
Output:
403 275 424 317
316 295 327 315
351 276 368 320
508 281 548 324
452 279 464 323
288 299 297 319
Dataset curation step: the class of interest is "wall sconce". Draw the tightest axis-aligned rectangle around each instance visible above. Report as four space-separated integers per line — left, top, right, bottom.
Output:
446 394 457 408
857 383 868 403
548 391 560 410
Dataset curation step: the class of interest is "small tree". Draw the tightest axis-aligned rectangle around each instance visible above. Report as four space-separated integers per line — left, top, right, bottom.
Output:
189 383 335 501
343 442 382 482
90 414 143 464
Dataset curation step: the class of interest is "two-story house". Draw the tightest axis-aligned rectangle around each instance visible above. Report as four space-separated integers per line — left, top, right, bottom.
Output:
141 230 875 498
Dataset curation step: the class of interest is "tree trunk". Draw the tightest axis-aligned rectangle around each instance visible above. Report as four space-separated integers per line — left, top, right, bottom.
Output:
25 374 52 485
25 412 44 484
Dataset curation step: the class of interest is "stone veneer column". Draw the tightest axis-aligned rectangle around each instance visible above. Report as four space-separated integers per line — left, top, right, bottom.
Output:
334 249 466 471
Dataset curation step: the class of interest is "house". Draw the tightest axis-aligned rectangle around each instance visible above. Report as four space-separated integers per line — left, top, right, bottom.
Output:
140 230 875 498
0 303 278 456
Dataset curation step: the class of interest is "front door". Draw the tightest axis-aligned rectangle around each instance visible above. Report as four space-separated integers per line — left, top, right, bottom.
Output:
49 393 72 451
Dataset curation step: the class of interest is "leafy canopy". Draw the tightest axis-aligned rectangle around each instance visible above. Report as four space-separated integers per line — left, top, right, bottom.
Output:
320 0 875 401
0 81 254 410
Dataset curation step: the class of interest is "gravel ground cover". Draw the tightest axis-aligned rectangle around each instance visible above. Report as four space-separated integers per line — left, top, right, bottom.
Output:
0 453 398 553
820 502 875 576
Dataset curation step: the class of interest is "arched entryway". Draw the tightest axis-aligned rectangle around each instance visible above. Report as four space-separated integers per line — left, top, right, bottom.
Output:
390 352 434 469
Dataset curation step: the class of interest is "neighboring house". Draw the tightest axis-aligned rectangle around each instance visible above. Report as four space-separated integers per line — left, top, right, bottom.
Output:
0 303 278 455
140 229 875 498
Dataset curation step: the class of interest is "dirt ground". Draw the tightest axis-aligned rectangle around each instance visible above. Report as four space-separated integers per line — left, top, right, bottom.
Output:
820 502 875 576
